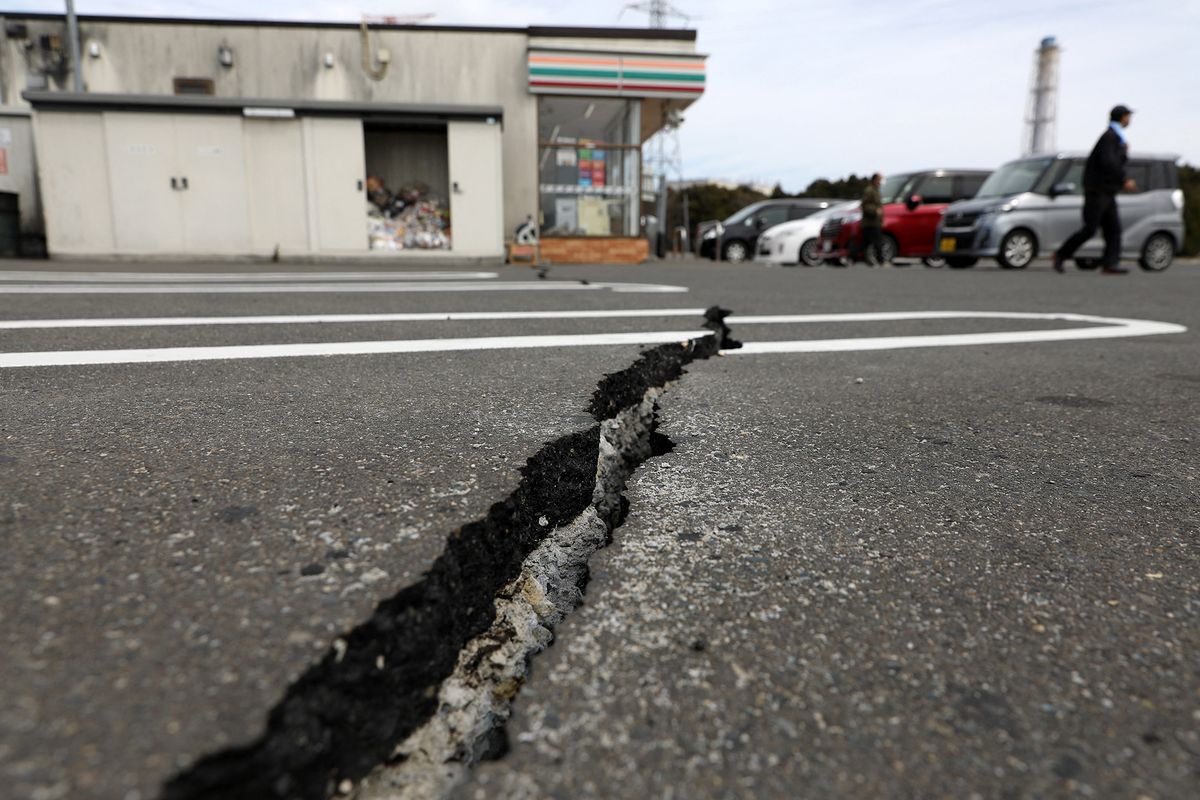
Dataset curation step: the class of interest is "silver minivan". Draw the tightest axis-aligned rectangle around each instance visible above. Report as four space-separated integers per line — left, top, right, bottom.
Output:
935 152 1184 270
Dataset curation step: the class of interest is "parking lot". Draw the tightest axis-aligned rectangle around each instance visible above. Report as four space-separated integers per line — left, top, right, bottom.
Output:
2 259 1197 800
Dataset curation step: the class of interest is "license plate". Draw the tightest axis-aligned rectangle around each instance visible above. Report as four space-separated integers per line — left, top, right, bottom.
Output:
939 238 957 253
822 241 832 252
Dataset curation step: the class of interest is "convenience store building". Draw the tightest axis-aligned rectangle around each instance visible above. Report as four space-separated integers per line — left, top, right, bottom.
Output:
0 13 706 263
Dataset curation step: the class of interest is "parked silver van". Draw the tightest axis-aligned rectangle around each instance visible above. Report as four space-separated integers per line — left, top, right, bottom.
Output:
935 152 1184 270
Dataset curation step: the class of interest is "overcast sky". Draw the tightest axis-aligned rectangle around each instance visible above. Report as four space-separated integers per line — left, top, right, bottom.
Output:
10 0 1200 192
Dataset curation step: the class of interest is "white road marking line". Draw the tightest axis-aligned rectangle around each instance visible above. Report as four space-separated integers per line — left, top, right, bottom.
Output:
0 331 713 369
721 312 1186 355
0 270 500 282
724 311 1107 324
0 311 1183 369
0 309 1170 332
0 280 688 295
0 308 710 330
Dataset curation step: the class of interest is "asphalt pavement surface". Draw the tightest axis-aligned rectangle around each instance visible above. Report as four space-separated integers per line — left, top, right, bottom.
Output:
1 258 1196 800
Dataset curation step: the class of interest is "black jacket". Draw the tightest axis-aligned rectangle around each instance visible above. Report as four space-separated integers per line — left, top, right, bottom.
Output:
1082 127 1127 195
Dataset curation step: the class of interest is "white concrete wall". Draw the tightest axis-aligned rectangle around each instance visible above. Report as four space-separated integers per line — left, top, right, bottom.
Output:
33 111 114 254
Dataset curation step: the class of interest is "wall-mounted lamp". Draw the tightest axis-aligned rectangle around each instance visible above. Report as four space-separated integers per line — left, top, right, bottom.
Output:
87 40 101 58
323 52 335 69
218 45 234 68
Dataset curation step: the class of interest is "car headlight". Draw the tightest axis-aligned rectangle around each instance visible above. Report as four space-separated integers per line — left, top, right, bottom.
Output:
702 229 717 240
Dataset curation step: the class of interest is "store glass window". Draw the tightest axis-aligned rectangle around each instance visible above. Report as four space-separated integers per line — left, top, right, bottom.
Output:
538 97 641 236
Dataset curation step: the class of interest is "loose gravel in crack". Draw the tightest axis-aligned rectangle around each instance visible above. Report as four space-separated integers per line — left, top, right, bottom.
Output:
162 307 737 800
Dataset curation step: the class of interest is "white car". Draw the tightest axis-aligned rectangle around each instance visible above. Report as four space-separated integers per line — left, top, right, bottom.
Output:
755 201 858 266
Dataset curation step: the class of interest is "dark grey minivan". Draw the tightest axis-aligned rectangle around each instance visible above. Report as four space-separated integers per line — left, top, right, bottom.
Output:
936 152 1184 270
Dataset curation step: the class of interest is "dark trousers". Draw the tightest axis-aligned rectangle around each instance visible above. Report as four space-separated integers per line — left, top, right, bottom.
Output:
1059 191 1122 267
862 225 884 265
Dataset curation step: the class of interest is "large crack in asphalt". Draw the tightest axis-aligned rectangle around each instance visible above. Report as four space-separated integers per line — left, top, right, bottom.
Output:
162 307 738 800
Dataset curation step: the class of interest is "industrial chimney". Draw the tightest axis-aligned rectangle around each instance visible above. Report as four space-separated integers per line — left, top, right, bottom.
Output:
1024 36 1060 155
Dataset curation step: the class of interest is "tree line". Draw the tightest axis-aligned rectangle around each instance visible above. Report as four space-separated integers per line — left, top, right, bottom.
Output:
669 168 1200 256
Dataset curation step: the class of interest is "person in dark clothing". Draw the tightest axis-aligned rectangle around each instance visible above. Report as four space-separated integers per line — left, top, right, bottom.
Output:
861 173 886 266
1053 105 1137 274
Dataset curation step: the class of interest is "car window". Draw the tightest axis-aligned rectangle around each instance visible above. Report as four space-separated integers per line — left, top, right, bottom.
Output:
1159 161 1180 190
809 202 855 223
881 174 915 203
756 206 790 228
1150 162 1168 191
915 174 954 204
956 174 987 199
788 205 821 220
723 202 765 226
1144 161 1175 191
1052 161 1085 195
1125 161 1151 194
976 158 1054 198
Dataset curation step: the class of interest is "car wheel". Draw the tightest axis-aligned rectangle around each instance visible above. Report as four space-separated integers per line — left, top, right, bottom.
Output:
1074 257 1101 270
1139 232 1175 271
997 229 1036 269
723 240 749 264
798 238 821 267
922 256 948 268
881 235 899 265
946 256 977 269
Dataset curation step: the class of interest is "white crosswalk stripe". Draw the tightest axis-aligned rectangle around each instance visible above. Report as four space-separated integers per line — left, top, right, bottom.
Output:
0 271 1186 368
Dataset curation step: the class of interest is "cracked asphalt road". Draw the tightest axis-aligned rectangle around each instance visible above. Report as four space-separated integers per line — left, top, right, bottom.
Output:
1 260 1197 799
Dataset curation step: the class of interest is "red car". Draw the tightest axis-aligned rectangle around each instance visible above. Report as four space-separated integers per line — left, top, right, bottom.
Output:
818 169 990 265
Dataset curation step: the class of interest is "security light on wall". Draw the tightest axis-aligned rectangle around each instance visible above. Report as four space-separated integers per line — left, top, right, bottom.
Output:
218 45 234 68
323 52 335 68
87 40 100 58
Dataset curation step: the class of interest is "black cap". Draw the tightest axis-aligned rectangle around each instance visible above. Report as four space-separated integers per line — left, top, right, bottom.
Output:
1110 104 1134 120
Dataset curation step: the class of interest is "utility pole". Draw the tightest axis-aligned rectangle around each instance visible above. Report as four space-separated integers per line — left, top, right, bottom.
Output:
621 0 689 28
622 0 691 256
1024 36 1060 155
65 0 84 92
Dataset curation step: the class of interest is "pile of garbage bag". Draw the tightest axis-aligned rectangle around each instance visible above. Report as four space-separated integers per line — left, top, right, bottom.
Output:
366 181 451 251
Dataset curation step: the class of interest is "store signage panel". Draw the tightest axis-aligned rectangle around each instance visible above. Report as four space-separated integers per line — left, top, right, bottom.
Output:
528 50 706 99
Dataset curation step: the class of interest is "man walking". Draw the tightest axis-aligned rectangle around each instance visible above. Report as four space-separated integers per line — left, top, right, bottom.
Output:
861 173 886 266
1054 105 1137 274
